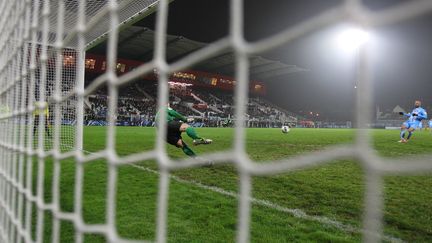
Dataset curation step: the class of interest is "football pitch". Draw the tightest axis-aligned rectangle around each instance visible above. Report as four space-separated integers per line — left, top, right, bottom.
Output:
32 127 432 242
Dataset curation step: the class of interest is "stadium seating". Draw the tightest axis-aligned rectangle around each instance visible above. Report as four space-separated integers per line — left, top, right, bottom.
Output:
84 81 298 127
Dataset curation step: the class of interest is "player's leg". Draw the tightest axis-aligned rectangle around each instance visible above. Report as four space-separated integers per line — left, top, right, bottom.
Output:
166 121 196 156
45 119 51 137
33 115 39 136
176 139 196 157
406 127 416 141
399 122 408 142
180 123 200 139
179 123 212 145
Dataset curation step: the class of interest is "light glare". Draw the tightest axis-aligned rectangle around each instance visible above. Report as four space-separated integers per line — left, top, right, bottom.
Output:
337 28 369 52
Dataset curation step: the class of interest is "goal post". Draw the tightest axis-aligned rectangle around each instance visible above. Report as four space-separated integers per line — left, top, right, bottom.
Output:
26 0 160 152
0 0 160 242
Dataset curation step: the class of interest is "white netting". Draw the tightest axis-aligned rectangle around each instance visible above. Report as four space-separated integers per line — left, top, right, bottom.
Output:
27 47 77 152
36 0 159 49
1 0 432 243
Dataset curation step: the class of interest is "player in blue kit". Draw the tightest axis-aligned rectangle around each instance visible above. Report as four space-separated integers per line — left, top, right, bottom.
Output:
398 100 427 143
429 119 432 132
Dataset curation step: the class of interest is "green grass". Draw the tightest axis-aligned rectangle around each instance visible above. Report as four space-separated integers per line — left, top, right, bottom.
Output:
26 127 432 242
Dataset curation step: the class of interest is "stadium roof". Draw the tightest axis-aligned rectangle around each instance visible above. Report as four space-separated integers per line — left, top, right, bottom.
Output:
36 0 159 49
89 26 307 81
38 0 306 81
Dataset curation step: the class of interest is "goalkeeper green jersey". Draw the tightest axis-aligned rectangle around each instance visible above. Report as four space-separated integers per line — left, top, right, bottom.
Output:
155 106 187 124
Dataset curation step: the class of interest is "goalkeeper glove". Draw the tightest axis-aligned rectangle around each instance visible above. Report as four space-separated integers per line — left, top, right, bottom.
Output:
399 112 404 115
187 118 194 123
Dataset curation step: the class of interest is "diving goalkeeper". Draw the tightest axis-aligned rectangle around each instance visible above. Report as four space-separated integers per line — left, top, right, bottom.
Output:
155 103 212 157
398 100 427 143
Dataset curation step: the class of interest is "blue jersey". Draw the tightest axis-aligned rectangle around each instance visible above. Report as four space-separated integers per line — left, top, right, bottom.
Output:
429 120 432 128
404 107 427 123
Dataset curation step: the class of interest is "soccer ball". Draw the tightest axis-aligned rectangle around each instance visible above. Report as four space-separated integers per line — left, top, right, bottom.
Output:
281 126 290 133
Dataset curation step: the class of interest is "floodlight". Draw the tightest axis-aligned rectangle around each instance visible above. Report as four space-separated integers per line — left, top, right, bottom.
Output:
337 27 369 52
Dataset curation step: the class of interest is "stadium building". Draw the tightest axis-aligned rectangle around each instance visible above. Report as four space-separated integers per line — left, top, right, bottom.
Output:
83 27 304 128
85 26 304 127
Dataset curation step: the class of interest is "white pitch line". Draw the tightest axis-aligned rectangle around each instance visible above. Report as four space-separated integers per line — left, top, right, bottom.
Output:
130 164 404 243
77 148 402 242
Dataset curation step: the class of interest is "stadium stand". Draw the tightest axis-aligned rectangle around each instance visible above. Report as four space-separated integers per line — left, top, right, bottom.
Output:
82 49 303 127
84 79 298 127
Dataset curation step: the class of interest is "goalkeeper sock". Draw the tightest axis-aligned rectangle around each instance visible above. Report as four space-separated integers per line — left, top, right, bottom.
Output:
407 131 413 140
400 130 406 139
186 127 201 140
181 143 196 157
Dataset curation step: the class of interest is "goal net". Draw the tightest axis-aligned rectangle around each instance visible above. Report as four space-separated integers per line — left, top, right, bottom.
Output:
1 0 432 242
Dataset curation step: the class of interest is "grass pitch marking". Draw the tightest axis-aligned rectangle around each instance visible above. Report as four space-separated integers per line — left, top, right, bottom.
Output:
130 164 404 243
77 142 403 242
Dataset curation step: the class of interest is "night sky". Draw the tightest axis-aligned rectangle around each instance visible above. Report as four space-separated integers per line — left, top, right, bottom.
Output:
132 0 432 121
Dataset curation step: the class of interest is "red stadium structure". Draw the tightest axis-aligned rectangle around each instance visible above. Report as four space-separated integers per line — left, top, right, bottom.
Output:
84 53 267 95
